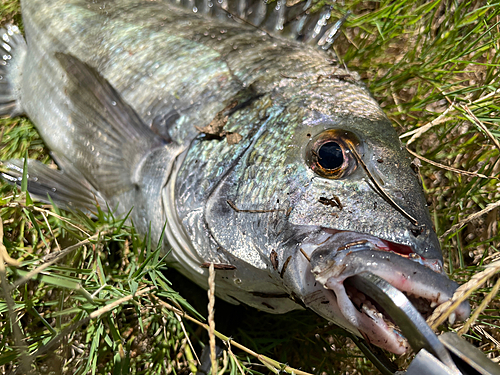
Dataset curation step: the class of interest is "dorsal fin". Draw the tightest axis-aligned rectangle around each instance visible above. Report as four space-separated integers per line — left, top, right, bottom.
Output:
169 0 346 50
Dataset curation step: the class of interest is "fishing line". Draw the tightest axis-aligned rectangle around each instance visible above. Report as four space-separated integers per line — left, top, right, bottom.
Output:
348 144 421 228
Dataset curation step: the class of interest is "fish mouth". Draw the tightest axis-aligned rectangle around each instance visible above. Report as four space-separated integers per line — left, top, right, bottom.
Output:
303 229 470 354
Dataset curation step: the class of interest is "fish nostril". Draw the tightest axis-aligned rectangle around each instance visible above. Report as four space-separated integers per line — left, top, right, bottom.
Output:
409 224 424 237
394 191 404 200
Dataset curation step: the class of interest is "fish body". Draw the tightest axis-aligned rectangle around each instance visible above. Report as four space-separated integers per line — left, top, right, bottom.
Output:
0 0 469 354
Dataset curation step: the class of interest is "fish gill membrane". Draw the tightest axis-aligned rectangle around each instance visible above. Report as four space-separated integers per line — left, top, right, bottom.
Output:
0 0 471 362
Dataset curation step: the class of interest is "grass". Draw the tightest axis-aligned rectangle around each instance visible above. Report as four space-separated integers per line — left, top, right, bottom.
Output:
1 0 500 374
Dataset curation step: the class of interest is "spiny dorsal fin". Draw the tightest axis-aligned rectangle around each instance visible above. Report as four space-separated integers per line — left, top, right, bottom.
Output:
169 0 346 50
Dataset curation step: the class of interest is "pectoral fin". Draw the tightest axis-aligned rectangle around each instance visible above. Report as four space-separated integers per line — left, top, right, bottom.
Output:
53 53 169 199
1 156 107 212
2 53 179 217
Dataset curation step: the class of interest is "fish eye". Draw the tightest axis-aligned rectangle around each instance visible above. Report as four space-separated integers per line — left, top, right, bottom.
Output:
306 129 360 179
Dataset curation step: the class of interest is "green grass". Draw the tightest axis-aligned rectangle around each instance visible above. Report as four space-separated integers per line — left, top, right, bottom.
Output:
1 0 500 374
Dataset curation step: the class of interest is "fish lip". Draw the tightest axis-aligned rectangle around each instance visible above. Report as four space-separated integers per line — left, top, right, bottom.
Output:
302 229 470 354
312 228 445 274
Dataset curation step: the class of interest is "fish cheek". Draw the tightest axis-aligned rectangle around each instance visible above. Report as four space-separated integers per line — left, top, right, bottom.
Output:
287 175 388 237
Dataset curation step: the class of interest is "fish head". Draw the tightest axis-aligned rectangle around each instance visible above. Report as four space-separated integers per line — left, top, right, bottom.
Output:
201 94 469 354
273 111 470 354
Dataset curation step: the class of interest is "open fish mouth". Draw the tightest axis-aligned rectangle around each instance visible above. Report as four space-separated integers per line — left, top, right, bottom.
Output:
304 230 470 354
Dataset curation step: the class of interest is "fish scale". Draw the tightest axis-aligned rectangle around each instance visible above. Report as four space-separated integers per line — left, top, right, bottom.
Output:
0 0 470 355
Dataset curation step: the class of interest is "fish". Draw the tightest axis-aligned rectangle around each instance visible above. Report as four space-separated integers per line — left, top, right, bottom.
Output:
0 0 470 355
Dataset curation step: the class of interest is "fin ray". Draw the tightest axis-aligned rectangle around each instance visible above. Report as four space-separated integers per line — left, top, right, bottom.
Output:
1 158 107 212
0 25 26 117
54 53 167 199
169 0 344 49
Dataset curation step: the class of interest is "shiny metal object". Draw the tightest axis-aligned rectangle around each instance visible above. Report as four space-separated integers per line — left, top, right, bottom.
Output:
348 272 459 372
404 349 460 375
440 332 500 375
348 272 500 374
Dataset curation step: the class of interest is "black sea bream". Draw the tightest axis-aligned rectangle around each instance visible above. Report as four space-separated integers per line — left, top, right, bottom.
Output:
0 0 470 354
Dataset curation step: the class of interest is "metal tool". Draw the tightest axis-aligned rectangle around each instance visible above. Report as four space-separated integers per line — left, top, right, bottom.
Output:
347 272 500 375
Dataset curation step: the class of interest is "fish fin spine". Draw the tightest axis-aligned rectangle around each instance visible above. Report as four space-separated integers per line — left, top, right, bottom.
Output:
1 158 108 212
0 24 26 117
170 0 344 50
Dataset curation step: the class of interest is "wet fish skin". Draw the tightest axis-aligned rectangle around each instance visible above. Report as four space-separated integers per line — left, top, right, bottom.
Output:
0 0 467 354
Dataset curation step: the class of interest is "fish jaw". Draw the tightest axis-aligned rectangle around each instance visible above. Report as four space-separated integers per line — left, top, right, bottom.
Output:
287 229 470 354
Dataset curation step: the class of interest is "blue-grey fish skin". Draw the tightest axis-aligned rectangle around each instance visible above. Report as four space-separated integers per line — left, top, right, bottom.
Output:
1 0 469 354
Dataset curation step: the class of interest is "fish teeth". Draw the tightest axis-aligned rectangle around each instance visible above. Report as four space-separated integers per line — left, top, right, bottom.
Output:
448 312 456 325
362 304 379 321
364 300 374 309
361 303 386 323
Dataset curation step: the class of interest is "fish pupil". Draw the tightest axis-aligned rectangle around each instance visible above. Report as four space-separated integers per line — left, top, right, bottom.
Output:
318 142 343 170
